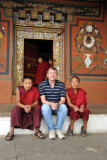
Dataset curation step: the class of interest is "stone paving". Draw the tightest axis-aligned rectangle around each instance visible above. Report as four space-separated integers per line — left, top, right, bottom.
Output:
0 133 107 160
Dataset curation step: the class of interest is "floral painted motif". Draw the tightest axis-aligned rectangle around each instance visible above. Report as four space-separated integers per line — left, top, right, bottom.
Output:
73 23 105 69
86 25 92 32
74 23 103 55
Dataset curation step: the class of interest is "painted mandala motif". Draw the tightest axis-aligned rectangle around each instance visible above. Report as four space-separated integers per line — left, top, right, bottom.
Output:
74 23 103 54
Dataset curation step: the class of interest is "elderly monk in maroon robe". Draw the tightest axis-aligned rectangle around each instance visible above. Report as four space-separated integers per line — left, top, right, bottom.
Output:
5 77 45 141
66 76 91 137
34 57 49 86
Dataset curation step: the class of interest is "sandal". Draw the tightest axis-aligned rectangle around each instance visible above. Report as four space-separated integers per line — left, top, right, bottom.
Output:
34 131 45 139
5 132 14 141
67 128 73 136
81 126 87 137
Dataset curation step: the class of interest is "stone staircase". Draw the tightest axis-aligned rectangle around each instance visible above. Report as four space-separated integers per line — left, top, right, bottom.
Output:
0 104 107 135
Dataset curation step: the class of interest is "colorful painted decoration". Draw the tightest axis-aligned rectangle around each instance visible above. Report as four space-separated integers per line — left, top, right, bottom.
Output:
0 24 5 51
75 23 103 54
0 24 6 70
74 23 103 68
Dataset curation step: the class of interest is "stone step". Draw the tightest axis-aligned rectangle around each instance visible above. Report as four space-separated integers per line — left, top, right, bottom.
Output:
0 104 107 135
0 114 107 135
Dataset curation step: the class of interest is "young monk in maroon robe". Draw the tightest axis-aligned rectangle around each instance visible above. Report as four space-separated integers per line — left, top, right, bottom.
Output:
48 57 53 68
34 57 49 86
5 77 45 141
66 76 91 137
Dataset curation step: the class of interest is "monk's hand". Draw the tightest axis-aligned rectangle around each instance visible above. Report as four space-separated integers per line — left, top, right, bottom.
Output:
73 105 79 112
79 106 85 113
27 105 32 112
51 103 58 110
24 105 29 113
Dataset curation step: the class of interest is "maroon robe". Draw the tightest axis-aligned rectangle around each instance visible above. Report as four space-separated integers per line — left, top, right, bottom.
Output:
66 87 91 121
34 61 49 85
49 64 53 68
11 86 41 130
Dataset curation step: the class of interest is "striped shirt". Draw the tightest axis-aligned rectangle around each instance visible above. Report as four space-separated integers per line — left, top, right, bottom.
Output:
38 80 66 103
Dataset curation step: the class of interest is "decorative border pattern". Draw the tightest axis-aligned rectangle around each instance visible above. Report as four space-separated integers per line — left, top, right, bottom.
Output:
0 0 101 17
13 20 64 28
13 26 64 93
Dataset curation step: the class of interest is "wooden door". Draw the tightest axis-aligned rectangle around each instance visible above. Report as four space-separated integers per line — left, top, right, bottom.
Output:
24 40 39 79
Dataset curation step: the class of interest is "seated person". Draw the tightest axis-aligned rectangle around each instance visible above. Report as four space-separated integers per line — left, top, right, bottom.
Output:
5 77 45 141
66 76 91 137
38 67 68 140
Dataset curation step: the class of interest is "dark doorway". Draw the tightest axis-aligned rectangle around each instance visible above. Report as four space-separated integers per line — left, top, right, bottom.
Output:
24 39 53 80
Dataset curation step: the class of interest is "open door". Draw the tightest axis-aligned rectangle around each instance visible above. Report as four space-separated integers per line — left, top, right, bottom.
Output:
24 39 53 80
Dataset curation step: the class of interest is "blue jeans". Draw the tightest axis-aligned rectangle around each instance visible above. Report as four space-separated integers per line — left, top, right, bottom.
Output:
41 104 68 131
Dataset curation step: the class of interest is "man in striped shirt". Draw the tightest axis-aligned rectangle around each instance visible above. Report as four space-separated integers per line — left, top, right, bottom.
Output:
38 67 68 140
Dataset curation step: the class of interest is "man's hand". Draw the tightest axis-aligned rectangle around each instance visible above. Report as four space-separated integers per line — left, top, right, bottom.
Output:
73 105 79 112
51 103 58 110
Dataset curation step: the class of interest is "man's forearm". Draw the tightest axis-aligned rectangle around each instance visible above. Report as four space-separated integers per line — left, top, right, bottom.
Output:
41 99 53 106
58 99 65 106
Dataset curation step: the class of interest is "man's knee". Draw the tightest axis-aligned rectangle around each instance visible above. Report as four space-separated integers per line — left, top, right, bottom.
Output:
41 104 51 113
59 104 68 114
